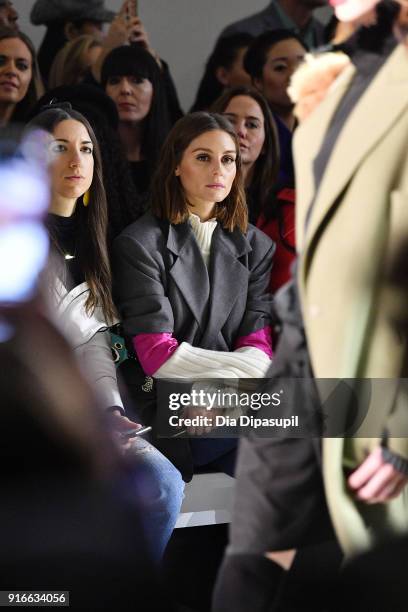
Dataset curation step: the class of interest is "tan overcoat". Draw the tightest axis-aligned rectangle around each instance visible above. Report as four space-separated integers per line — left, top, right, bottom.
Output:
293 43 408 555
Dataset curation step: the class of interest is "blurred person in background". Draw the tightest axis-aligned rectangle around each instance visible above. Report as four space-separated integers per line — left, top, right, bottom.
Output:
101 44 172 198
212 86 280 224
190 33 254 112
218 0 328 48
27 105 184 561
0 308 164 610
92 1 184 123
0 27 43 126
323 0 398 45
48 35 102 89
0 0 18 30
212 87 296 293
30 0 114 86
244 29 307 184
30 0 184 120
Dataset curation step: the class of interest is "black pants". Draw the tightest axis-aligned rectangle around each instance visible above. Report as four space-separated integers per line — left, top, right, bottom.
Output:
213 541 343 612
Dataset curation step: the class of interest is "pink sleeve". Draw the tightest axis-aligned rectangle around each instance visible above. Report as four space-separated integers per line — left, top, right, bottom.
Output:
234 325 273 359
133 333 179 376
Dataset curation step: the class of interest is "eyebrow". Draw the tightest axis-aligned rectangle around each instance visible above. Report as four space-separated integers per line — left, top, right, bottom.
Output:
192 147 236 153
0 53 30 60
53 138 93 144
224 113 261 121
270 55 305 62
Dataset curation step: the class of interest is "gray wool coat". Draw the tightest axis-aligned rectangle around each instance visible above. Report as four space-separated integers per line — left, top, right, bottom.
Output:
112 211 275 479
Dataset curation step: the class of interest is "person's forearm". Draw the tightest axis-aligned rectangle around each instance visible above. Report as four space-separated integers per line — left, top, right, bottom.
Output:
154 342 271 379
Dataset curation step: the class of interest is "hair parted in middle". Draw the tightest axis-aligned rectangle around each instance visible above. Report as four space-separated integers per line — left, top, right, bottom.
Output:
27 105 116 323
150 112 248 233
0 26 44 122
211 86 280 223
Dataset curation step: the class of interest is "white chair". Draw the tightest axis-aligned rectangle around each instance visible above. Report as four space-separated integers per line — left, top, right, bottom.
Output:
175 472 235 528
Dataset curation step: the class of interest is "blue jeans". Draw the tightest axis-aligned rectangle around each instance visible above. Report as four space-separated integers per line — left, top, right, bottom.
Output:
121 437 184 561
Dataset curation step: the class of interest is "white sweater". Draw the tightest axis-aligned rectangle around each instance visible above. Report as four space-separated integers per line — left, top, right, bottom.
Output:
50 279 123 411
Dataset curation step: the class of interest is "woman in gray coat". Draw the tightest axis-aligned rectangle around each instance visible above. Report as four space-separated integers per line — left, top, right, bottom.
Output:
113 112 275 481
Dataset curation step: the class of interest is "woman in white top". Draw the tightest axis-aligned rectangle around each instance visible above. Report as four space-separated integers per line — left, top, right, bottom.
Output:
27 104 184 561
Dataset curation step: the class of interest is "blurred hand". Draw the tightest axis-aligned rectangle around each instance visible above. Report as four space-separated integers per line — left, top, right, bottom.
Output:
127 17 149 48
104 1 160 64
184 407 214 436
348 446 408 503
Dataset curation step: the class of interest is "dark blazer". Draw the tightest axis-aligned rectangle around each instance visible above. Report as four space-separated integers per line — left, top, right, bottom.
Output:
219 1 326 48
113 211 274 479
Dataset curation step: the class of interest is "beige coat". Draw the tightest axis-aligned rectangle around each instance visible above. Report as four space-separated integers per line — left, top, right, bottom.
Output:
293 43 408 556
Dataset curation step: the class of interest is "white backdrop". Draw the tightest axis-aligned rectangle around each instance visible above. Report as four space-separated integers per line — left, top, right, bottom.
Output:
13 1 331 111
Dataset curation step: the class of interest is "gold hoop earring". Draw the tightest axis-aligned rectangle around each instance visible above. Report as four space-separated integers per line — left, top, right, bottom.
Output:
83 190 90 207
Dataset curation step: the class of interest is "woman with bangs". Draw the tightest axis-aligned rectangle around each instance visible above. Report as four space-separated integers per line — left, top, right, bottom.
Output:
113 112 274 481
101 44 172 199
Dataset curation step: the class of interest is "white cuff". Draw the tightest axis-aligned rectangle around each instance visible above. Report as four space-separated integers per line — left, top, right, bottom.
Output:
154 342 271 380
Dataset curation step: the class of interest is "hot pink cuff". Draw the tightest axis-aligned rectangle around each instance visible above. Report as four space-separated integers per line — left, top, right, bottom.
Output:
234 326 273 359
133 333 179 376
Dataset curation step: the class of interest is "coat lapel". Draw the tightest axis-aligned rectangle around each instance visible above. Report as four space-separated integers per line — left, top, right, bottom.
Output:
303 45 408 261
201 225 252 346
294 63 355 250
167 222 210 328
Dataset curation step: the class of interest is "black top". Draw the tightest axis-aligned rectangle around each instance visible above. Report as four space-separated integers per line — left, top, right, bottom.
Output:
129 159 151 195
47 211 84 288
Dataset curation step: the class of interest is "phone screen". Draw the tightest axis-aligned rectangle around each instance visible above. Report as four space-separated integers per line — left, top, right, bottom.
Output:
127 0 138 18
121 426 152 439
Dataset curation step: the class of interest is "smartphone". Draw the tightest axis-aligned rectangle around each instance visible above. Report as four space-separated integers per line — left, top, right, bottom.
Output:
126 0 138 19
121 425 152 439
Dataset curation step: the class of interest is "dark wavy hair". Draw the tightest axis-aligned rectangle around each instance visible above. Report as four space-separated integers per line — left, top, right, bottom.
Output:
190 33 254 112
244 28 308 82
27 106 116 323
0 27 43 122
211 86 280 223
101 45 171 179
151 112 247 232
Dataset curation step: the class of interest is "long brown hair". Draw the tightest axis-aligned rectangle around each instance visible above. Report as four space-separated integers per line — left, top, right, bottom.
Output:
27 106 116 323
0 27 44 122
151 112 248 232
211 86 280 222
